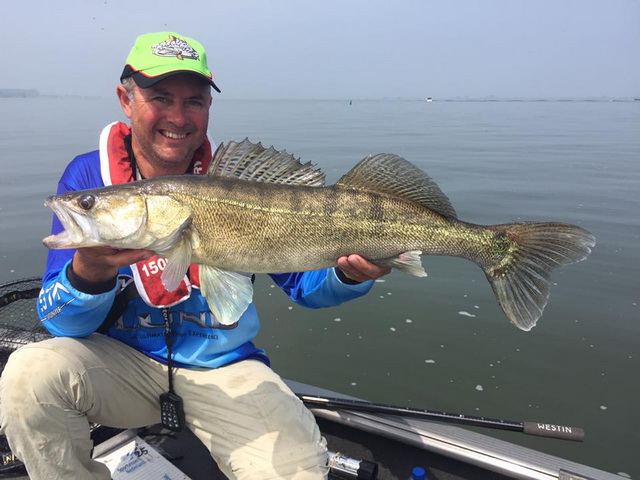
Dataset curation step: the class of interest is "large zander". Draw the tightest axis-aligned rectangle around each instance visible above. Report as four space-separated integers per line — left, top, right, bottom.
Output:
43 139 595 330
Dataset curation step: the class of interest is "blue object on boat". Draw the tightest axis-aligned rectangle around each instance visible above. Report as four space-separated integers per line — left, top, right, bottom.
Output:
410 466 426 479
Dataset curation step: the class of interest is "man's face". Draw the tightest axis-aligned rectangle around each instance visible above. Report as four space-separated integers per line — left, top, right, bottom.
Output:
118 74 212 176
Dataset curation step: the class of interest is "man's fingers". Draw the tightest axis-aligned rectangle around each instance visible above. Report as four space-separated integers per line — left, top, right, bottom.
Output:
347 255 391 278
72 248 155 283
113 249 154 266
337 255 391 282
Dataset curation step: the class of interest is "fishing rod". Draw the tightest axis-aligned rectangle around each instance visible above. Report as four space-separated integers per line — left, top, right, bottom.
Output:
298 394 585 442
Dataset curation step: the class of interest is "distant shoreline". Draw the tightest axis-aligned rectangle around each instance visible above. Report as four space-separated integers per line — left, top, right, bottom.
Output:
0 89 39 98
1 90 637 103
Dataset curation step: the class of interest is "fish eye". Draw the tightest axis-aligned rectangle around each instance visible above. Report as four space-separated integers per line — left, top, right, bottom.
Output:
78 194 95 210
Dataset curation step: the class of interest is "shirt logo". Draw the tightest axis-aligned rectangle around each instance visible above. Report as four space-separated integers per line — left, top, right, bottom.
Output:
152 35 199 61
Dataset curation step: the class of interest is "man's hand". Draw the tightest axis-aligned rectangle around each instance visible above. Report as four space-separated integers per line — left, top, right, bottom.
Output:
336 254 391 284
71 247 154 284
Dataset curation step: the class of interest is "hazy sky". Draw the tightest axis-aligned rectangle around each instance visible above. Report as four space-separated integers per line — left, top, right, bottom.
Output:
3 0 638 99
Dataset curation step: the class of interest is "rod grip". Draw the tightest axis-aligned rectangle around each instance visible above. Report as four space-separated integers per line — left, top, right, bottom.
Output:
523 422 584 442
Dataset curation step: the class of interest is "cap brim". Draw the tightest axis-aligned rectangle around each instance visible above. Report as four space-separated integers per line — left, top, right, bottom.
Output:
121 66 221 93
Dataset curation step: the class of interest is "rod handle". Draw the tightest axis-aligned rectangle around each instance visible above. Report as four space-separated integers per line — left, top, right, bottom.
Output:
523 422 584 442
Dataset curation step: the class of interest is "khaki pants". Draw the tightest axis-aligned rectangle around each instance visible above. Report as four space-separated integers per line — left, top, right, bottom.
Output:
0 334 327 480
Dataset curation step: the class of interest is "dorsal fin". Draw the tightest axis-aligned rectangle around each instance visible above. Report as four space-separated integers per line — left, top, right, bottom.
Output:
336 153 457 219
207 138 325 186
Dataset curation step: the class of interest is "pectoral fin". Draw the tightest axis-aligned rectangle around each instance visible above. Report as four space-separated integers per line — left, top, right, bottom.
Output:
160 235 193 292
159 225 201 292
198 265 254 325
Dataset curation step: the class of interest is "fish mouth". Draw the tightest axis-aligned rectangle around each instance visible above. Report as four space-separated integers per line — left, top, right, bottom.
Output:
42 197 99 249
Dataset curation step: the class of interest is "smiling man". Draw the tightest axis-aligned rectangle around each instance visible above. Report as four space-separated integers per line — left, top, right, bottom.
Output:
118 75 212 177
0 32 389 479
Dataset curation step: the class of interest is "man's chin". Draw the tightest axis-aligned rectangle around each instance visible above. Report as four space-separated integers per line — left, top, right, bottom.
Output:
155 149 198 172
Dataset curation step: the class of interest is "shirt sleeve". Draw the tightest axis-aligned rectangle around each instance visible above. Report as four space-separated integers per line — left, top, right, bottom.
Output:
270 268 374 309
39 260 117 337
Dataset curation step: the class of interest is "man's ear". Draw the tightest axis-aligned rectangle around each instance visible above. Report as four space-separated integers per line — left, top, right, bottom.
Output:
116 85 133 119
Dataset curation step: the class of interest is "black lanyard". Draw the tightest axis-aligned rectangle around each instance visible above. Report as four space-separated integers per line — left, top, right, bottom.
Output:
161 308 176 394
159 308 186 431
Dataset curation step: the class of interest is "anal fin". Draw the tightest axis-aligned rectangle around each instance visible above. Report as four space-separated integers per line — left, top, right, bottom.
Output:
375 251 427 277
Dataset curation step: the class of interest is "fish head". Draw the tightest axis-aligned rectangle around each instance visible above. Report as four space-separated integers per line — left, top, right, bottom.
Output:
43 185 149 249
43 182 195 253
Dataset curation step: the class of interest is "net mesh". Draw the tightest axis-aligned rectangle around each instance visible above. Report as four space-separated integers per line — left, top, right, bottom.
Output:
0 277 50 472
0 277 51 372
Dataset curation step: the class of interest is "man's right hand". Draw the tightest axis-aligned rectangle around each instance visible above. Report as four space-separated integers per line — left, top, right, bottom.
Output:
71 247 154 284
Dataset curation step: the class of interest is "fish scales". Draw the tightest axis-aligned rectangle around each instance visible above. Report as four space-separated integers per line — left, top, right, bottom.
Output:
161 175 478 273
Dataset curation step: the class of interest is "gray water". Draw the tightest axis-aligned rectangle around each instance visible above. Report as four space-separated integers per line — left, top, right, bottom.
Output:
1 97 638 477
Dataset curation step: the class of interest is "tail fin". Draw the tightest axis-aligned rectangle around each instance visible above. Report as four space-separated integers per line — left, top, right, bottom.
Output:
483 223 595 331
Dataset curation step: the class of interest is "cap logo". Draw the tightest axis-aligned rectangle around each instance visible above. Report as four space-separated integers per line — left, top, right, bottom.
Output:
152 35 199 61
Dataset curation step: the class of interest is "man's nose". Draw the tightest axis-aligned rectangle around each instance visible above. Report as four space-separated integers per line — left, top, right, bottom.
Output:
166 103 189 127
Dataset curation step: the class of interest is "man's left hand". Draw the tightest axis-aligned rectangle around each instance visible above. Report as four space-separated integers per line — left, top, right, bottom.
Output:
336 254 391 283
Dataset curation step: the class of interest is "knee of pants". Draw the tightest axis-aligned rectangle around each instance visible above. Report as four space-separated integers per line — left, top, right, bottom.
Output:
0 342 89 425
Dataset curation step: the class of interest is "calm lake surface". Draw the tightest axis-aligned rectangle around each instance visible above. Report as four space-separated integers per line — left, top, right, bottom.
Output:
1 97 638 477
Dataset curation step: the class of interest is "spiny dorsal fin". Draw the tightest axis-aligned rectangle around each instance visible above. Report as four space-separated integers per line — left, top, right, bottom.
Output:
208 138 325 186
336 153 457 219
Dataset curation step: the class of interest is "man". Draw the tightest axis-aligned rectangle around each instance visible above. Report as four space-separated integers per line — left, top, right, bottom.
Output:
0 32 389 479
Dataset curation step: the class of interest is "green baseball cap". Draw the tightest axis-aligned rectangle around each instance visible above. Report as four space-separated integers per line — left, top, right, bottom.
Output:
120 32 221 92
